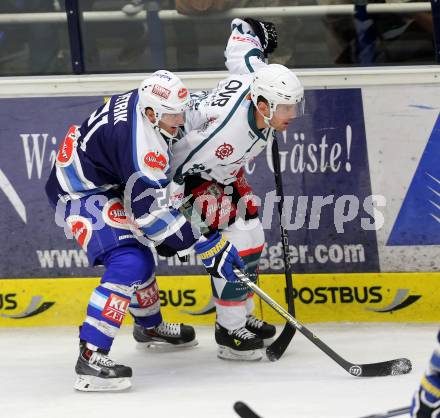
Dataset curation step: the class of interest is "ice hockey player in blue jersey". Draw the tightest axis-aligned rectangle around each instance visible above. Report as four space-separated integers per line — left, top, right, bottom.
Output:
45 70 245 391
411 330 440 417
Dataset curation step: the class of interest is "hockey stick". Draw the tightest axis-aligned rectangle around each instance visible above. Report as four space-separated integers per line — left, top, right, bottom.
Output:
233 401 410 418
266 138 296 362
233 269 412 377
358 406 410 418
234 401 261 418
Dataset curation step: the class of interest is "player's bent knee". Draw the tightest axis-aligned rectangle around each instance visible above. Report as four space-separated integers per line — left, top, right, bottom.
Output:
101 246 155 289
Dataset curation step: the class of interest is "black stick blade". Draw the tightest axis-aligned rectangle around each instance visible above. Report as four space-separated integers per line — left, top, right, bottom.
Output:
265 324 296 362
354 358 412 377
358 405 411 418
233 401 261 418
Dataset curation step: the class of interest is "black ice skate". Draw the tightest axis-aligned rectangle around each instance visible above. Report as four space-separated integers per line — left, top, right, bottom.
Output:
246 315 276 345
215 322 264 361
133 321 198 350
74 341 132 392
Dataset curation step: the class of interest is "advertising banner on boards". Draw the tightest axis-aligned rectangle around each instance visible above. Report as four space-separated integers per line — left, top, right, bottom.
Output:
362 84 440 272
1 85 439 278
0 88 379 277
0 96 103 278
0 273 438 326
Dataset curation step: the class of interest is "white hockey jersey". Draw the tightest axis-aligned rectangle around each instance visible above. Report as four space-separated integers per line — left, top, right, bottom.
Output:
171 18 273 187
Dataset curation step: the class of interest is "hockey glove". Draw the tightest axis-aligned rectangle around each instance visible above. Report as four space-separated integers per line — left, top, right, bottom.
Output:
194 231 245 282
244 17 278 56
410 374 440 417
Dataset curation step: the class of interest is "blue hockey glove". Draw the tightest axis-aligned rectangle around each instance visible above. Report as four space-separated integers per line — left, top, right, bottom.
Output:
194 231 245 282
411 333 440 418
411 369 440 417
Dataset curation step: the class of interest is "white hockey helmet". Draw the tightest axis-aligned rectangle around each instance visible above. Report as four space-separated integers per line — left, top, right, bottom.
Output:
250 64 305 125
138 70 190 138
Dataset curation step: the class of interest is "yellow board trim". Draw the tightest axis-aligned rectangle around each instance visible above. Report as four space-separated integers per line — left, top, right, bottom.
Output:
0 273 438 327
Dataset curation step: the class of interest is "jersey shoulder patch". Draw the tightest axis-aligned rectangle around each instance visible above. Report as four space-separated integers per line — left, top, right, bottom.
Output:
131 104 170 188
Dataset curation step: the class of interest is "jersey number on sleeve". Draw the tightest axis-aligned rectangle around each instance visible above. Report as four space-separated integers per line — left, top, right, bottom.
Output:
79 100 111 151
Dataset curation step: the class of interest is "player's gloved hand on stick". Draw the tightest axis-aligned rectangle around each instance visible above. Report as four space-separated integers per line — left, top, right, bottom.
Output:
410 372 440 417
244 17 278 56
194 231 245 282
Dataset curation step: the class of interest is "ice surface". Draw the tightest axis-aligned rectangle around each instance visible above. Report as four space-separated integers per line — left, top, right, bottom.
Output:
0 323 437 418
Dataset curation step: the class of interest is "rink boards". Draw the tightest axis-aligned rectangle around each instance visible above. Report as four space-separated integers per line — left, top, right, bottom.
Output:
0 73 440 279
0 272 438 326
0 69 439 327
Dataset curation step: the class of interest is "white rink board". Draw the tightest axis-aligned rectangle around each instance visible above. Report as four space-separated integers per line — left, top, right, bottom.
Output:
363 85 440 271
0 323 437 418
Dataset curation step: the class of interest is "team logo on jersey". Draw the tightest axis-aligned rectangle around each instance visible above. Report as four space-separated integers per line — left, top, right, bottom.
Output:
102 293 130 325
178 88 188 100
215 143 234 160
136 281 159 308
144 151 168 171
152 84 171 100
56 125 78 167
66 215 92 251
102 198 138 233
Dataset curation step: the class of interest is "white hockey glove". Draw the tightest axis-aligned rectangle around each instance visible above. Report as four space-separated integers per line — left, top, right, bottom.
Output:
244 17 278 56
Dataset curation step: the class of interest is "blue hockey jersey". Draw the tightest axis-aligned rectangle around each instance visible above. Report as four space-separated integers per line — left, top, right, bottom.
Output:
46 88 195 251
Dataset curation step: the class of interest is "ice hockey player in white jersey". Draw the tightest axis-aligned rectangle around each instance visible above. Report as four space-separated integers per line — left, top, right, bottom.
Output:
170 18 305 361
45 70 246 391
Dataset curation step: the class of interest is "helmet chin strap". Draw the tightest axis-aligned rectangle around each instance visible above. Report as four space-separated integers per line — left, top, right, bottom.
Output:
156 124 176 140
141 105 181 150
255 102 275 128
151 110 179 140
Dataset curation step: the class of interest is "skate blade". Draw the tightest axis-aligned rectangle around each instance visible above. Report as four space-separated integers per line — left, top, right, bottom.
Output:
217 345 263 361
74 375 132 392
137 339 198 352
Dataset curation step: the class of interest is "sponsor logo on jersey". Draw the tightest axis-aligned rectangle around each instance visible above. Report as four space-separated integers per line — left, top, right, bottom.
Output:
178 88 188 100
152 84 171 100
215 143 234 160
66 215 92 251
56 125 78 167
102 293 130 325
153 71 172 81
232 35 260 48
103 198 129 230
118 234 135 240
144 151 168 171
136 281 160 308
